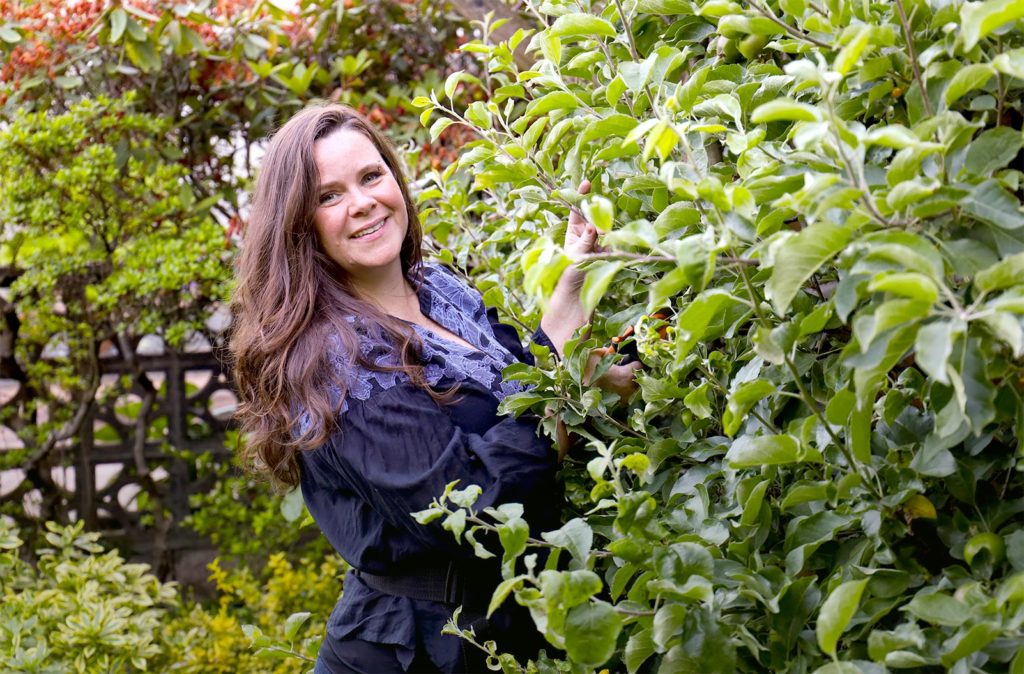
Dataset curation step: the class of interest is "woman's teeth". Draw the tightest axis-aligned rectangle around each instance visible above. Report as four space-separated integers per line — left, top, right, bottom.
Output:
352 220 384 239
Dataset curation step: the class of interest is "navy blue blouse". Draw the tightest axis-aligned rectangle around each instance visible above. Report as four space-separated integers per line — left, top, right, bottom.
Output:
298 263 559 671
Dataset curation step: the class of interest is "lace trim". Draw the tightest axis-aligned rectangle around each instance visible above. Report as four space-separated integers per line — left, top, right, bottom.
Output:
297 264 525 433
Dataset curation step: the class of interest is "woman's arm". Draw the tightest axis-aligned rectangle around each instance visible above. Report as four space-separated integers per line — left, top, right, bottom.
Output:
539 182 597 357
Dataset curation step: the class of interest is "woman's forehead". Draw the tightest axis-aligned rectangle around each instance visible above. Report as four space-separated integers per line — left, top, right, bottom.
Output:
314 128 383 180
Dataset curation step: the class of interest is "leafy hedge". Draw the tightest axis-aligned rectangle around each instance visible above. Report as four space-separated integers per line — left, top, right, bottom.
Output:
0 517 342 673
412 0 1024 671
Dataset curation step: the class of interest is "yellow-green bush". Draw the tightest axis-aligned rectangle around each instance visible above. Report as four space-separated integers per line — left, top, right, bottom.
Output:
0 520 180 673
169 553 345 674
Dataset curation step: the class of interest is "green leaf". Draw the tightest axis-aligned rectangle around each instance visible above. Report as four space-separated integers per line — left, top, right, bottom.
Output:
993 47 1024 79
674 290 745 361
625 628 656 673
726 434 820 468
944 63 995 105
449 484 482 508
581 114 640 144
109 8 128 43
683 382 713 419
941 622 1001 667
280 487 305 522
850 401 872 464
740 479 771 526
977 251 1024 292
915 320 959 385
767 223 855 313
580 261 624 314
817 578 868 657
665 608 737 673
444 70 474 99
564 601 623 666
851 325 918 408
541 518 593 562
0 23 20 43
864 124 921 149
636 0 692 13
524 91 578 118
549 13 616 39
867 272 939 303
834 25 872 76
904 591 969 627
723 379 775 436
957 337 997 431
488 576 525 617
653 603 687 652
412 506 444 525
965 126 1024 176
961 0 1024 51
283 612 311 640
124 38 161 72
429 117 454 142
442 509 467 543
750 98 821 123
465 101 492 130
581 195 615 232
497 518 529 568
810 664 865 674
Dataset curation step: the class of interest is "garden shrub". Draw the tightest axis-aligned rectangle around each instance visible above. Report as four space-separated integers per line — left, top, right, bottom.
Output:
0 519 180 673
169 552 345 673
409 0 1024 671
0 516 343 673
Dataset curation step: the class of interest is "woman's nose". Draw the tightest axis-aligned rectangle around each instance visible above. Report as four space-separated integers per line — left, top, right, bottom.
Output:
347 187 375 215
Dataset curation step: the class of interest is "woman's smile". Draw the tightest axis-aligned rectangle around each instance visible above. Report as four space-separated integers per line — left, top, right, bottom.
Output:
350 216 388 240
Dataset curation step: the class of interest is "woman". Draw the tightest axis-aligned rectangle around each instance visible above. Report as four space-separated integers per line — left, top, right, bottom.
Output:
230 103 635 673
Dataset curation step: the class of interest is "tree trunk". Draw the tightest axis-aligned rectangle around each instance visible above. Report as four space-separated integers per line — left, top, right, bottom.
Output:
446 0 536 70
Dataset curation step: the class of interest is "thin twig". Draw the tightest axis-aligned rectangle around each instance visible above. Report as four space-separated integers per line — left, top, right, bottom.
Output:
747 0 831 49
579 252 676 264
894 0 933 117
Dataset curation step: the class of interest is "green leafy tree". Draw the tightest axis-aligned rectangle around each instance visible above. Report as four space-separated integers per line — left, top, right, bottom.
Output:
410 0 1024 671
0 95 231 528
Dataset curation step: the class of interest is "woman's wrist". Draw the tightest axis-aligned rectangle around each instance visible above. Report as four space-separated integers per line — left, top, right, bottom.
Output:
540 268 590 356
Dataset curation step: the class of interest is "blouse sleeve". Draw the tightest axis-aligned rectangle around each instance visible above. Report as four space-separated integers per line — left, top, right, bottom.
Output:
318 382 557 553
485 307 555 365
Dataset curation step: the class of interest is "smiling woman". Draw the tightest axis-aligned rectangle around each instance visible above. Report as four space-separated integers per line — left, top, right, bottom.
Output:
228 103 637 673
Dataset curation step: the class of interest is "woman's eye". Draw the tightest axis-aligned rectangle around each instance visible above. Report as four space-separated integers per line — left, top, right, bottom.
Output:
319 191 340 205
363 171 382 183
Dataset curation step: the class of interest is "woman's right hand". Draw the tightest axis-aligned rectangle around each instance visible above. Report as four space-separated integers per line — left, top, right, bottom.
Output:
584 346 643 401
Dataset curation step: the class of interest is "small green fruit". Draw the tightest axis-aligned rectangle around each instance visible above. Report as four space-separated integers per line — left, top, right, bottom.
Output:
739 34 769 60
963 532 1005 567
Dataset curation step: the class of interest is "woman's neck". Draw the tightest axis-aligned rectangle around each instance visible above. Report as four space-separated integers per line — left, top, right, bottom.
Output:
351 266 421 321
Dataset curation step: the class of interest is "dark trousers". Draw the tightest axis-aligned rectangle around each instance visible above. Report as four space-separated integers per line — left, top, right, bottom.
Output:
313 637 491 674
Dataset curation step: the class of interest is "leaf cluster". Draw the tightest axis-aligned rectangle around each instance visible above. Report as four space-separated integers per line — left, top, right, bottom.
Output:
413 0 1024 671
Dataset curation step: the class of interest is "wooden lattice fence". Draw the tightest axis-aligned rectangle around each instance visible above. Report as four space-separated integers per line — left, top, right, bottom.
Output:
0 266 236 579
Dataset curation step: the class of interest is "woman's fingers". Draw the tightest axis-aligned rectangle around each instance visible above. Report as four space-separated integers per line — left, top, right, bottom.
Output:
600 361 643 399
567 180 592 231
583 348 642 399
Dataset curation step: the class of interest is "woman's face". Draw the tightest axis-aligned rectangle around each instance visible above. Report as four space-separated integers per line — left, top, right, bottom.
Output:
311 128 409 283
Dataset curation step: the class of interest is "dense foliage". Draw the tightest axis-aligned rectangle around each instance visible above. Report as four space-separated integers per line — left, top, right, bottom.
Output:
0 517 343 673
410 0 1024 671
0 520 180 673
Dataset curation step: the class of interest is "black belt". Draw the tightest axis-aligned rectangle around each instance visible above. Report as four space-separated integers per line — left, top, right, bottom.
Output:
354 562 489 610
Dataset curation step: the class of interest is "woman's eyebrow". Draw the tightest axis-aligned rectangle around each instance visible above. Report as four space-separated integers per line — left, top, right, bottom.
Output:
318 163 384 189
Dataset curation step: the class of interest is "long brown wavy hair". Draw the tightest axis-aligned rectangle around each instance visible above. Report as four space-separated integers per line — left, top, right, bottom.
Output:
230 103 439 490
